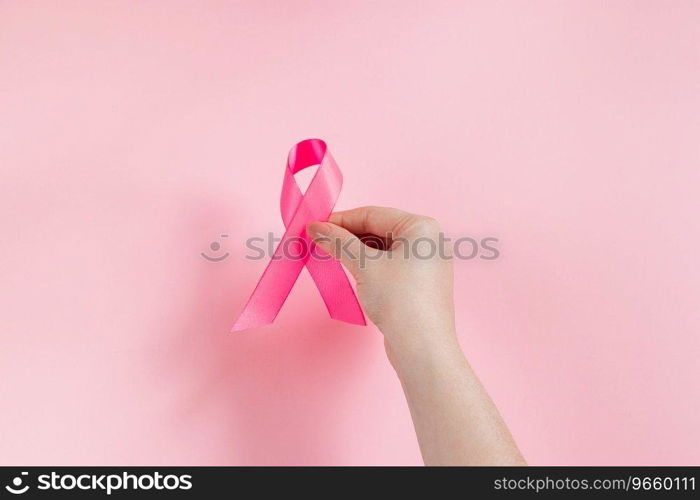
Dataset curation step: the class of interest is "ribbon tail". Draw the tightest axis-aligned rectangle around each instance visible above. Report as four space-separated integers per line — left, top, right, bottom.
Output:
231 240 308 332
305 250 366 326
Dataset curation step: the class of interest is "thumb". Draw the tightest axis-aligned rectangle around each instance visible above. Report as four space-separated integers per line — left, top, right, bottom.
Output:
307 221 363 278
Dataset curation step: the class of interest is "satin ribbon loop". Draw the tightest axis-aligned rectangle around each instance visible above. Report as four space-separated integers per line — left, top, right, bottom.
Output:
232 139 366 332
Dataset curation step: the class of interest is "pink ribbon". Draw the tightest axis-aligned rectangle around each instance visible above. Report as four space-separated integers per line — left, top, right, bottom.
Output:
232 139 366 332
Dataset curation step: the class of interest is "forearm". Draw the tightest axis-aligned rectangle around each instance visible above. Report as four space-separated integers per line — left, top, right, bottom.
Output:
387 329 525 466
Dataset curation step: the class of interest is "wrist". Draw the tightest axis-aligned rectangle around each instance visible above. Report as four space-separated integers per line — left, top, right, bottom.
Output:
383 326 464 379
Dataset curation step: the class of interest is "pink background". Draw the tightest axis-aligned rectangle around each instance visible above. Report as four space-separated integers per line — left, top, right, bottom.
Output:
1 1 699 465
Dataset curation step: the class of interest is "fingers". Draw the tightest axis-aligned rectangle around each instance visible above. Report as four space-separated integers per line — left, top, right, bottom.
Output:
329 206 411 238
329 206 440 239
306 221 362 277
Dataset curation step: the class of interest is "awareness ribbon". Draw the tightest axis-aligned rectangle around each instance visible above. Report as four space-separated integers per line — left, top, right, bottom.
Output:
232 139 366 332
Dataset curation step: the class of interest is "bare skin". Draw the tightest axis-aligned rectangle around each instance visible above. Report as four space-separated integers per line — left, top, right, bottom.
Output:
307 206 525 466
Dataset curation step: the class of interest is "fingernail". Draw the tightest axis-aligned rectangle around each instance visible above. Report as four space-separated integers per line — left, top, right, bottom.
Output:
307 221 330 239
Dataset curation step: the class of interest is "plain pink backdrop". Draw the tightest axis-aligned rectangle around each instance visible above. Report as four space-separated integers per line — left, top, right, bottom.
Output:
1 1 699 465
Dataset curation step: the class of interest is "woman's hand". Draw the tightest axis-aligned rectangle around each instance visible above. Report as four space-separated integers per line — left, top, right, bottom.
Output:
307 206 525 466
307 206 457 370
